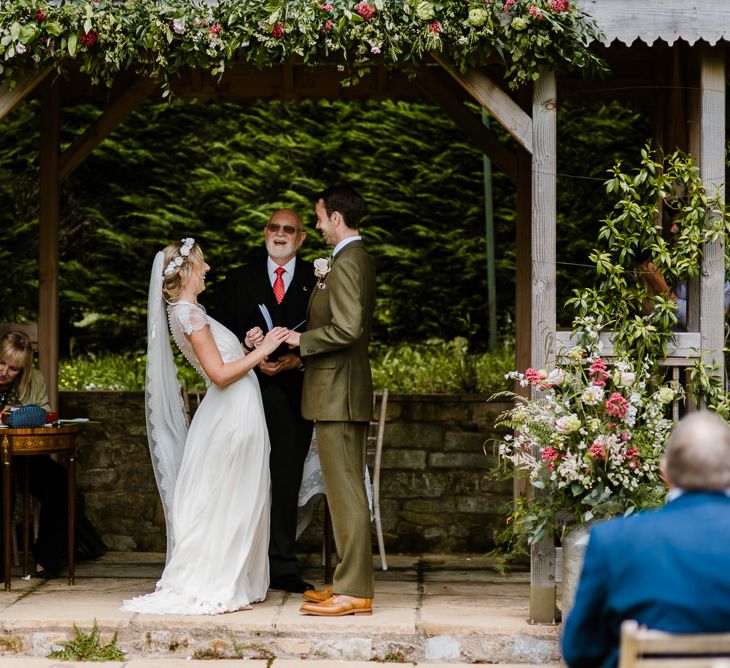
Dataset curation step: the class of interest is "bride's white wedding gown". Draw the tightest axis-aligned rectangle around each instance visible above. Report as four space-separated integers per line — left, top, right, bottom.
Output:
123 301 271 615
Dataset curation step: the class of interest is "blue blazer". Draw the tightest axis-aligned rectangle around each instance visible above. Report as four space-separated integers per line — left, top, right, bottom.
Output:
562 492 730 668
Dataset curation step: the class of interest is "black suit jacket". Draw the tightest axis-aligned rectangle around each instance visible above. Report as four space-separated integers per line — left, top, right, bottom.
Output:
212 253 315 412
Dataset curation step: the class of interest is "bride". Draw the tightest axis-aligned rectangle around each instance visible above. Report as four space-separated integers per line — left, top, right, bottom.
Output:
122 238 289 615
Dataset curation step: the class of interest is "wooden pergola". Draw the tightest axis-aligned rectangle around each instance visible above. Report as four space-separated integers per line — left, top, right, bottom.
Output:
1 0 727 624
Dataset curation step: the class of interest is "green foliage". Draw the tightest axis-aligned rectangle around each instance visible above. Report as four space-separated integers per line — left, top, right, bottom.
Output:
371 337 514 394
0 0 606 93
48 620 125 662
58 338 514 393
567 144 730 364
0 96 652 355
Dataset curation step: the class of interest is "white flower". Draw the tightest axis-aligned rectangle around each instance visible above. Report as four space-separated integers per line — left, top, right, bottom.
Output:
15 42 27 55
614 370 635 387
657 387 675 404
581 385 604 406
179 237 195 256
313 257 331 279
555 414 580 434
172 18 186 35
369 42 382 54
546 368 565 385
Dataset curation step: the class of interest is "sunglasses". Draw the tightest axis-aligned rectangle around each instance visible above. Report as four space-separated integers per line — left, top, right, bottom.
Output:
266 222 301 235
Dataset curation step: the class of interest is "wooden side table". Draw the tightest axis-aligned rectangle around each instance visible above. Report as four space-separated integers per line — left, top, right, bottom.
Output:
0 425 79 590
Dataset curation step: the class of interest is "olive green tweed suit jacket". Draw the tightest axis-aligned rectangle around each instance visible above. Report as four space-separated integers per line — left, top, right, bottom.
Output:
299 240 375 422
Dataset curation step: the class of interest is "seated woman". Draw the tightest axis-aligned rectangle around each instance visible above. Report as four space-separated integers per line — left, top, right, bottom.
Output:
0 331 104 579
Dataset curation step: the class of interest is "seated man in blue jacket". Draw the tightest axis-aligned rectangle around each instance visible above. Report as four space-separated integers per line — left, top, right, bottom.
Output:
562 410 730 668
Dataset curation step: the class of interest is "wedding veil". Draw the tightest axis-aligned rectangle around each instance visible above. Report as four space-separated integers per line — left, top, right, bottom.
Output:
145 251 189 561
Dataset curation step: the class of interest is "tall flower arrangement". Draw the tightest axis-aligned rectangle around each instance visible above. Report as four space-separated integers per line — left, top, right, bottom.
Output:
0 0 607 92
494 324 679 550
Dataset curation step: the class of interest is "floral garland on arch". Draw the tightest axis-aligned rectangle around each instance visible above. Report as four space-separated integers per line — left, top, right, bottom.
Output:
0 0 607 93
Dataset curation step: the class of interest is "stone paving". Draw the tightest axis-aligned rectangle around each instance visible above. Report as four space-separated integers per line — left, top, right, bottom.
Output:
0 552 562 665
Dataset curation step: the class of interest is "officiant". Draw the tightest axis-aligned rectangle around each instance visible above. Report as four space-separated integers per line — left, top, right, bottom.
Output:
214 208 316 594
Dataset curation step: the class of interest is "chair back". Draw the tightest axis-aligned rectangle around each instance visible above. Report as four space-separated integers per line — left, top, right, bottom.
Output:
619 620 730 668
0 323 38 351
368 388 388 570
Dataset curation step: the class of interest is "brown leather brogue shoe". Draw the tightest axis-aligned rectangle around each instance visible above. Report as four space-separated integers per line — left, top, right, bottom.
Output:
300 594 373 616
303 584 333 602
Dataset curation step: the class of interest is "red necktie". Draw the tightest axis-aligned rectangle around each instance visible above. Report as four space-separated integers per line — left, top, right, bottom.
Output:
273 267 285 304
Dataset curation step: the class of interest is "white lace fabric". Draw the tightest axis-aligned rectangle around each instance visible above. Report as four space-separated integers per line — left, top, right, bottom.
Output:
167 302 212 386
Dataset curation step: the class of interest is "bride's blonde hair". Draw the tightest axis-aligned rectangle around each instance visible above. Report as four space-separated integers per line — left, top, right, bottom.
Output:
161 239 205 301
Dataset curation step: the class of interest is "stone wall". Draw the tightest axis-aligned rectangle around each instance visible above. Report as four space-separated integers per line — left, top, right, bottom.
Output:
59 391 512 553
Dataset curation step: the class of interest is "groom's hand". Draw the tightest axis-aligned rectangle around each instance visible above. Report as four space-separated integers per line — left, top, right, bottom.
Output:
286 331 301 347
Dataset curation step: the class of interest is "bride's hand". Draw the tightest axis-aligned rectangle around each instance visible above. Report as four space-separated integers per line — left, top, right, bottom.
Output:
245 327 264 350
259 327 290 356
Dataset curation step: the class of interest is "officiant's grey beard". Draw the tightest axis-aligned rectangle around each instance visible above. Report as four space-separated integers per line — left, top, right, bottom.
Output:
266 234 300 261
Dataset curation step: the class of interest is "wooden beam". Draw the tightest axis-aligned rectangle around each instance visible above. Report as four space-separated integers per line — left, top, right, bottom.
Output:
39 79 61 411
414 66 517 183
529 68 557 625
555 331 702 360
59 77 158 183
431 54 533 154
697 47 726 384
0 68 51 122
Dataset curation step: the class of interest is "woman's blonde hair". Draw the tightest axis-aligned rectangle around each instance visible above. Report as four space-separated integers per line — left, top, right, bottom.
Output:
161 240 205 301
0 331 34 398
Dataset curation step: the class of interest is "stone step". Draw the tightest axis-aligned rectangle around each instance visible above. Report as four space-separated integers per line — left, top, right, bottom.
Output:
0 553 562 665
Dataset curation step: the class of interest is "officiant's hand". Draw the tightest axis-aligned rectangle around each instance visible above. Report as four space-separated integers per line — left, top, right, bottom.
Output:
259 327 290 356
244 327 265 350
259 353 301 376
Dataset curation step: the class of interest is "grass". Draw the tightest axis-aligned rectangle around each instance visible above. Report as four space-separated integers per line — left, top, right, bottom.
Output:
47 620 125 662
58 337 515 394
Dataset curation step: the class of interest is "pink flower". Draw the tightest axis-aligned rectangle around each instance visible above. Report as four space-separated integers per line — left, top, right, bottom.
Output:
541 447 559 462
209 23 222 34
354 2 377 20
547 462 555 471
588 442 606 460
625 446 640 459
322 19 334 32
549 0 570 11
429 20 441 33
628 460 640 470
589 358 609 386
35 10 47 22
529 5 543 19
321 2 334 11
605 392 629 419
271 23 285 38
524 367 547 386
80 31 97 47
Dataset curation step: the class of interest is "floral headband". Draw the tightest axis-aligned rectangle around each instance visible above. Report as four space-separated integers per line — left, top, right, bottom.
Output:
163 237 195 276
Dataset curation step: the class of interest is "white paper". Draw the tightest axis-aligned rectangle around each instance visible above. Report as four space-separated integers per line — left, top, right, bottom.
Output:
258 304 274 331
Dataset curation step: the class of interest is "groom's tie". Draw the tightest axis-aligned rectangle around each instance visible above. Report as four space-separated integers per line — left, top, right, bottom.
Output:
273 267 286 304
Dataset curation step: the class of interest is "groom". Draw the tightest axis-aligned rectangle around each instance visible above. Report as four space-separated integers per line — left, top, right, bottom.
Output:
214 208 315 594
286 184 376 616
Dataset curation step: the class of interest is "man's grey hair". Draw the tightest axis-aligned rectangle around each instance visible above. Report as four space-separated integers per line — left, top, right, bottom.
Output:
663 411 730 491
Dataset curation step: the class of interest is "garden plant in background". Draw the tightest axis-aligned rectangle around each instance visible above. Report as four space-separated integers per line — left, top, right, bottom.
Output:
492 145 730 562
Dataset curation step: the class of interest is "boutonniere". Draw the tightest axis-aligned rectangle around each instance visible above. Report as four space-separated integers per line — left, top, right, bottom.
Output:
313 256 331 289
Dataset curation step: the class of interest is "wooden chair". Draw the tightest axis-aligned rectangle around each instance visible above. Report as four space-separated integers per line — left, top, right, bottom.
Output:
619 620 730 668
323 388 389 581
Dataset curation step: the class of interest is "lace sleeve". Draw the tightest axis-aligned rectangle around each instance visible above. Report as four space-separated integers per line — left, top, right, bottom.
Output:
175 304 209 335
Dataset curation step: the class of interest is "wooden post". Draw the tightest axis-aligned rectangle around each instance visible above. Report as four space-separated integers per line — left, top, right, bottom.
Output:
514 149 532 503
529 68 557 625
697 47 726 385
39 79 60 411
